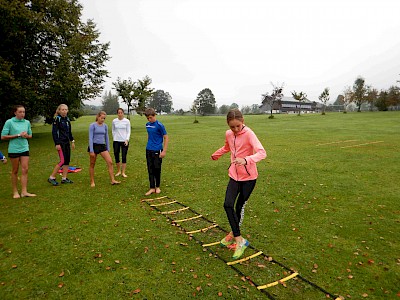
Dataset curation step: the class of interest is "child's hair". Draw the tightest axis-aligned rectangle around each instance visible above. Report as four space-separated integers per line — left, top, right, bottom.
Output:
13 105 25 113
54 104 68 116
96 111 107 121
144 108 156 117
117 108 124 114
227 108 244 123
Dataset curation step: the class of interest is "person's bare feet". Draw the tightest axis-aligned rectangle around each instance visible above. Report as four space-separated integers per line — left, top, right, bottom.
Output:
90 182 95 187
111 181 120 185
145 189 155 196
21 192 37 197
13 193 21 199
115 172 121 177
155 187 161 194
121 173 128 178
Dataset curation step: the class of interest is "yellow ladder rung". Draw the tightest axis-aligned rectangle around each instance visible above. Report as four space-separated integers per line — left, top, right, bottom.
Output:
257 272 299 289
150 200 177 207
202 241 220 247
227 251 263 265
173 215 203 223
186 224 218 234
161 207 189 214
141 196 168 202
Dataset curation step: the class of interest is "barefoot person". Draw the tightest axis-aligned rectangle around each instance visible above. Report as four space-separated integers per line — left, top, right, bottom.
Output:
88 111 120 187
1 105 37 198
211 109 266 259
47 104 75 186
144 108 168 196
112 108 131 178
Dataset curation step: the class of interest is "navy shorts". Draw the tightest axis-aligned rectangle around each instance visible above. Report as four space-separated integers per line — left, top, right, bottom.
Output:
88 143 107 154
8 151 30 158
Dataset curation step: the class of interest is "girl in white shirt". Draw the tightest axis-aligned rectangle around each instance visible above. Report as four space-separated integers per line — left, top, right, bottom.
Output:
112 108 131 177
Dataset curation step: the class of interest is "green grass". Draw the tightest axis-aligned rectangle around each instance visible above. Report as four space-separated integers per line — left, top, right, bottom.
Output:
1 112 399 299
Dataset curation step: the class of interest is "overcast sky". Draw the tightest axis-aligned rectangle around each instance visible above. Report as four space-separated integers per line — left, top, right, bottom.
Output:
80 0 400 110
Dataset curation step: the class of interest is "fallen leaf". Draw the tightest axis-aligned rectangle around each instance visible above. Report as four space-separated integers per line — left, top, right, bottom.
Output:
11 265 17 269
196 286 202 291
59 271 64 277
115 260 120 264
362 293 368 297
144 247 149 253
130 289 141 296
348 275 353 279
218 292 223 296
58 282 64 288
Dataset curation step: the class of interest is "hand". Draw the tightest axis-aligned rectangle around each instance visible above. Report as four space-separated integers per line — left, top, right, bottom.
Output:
71 142 75 150
20 131 28 138
159 150 166 158
233 158 246 166
124 140 128 146
55 145 61 150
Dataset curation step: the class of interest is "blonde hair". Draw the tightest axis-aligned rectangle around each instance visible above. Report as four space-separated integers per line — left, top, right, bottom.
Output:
226 108 244 123
54 104 68 117
96 111 107 121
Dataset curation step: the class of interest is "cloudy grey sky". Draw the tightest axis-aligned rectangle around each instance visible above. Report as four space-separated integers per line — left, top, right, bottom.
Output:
80 0 400 110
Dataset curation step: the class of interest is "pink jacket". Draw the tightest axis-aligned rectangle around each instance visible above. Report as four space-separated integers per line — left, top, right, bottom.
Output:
211 126 266 181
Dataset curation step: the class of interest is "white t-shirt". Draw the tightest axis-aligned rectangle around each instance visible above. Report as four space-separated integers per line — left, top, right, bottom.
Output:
112 118 131 142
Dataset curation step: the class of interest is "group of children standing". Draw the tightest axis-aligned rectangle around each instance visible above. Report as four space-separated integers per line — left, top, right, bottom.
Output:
1 105 266 260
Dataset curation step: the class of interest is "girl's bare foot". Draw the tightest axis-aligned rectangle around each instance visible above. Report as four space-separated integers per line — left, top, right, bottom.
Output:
13 193 21 199
111 181 120 185
115 172 121 177
21 192 37 197
155 188 161 194
90 182 95 187
145 189 155 196
121 173 128 178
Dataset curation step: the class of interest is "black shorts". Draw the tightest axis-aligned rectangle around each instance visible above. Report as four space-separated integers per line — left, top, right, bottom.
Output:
8 151 30 158
88 143 107 154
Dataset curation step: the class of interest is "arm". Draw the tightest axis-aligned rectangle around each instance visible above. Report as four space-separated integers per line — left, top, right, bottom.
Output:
1 120 20 140
244 132 266 164
68 120 75 150
125 119 131 145
160 134 168 158
211 134 230 160
52 117 61 145
89 124 94 153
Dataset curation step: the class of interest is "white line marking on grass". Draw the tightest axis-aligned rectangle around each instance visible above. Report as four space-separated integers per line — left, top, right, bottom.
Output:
340 141 384 149
316 140 358 146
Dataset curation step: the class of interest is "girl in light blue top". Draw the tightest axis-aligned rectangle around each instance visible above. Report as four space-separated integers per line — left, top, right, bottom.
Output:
88 111 120 187
1 105 36 198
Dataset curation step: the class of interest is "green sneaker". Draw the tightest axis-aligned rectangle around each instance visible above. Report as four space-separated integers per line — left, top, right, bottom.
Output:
48 178 59 186
220 235 234 247
232 239 249 260
61 178 73 184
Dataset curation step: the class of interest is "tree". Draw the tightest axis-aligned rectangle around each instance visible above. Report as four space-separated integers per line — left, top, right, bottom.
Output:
113 75 154 117
291 91 307 116
218 105 230 115
241 105 251 114
351 76 369 112
251 104 261 114
230 103 239 109
194 88 216 115
0 0 110 126
366 88 379 111
148 90 173 114
262 83 284 117
101 91 120 115
318 87 330 115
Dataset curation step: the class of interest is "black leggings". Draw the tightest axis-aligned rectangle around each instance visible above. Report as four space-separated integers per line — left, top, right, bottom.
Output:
146 150 162 188
113 141 129 163
224 178 257 237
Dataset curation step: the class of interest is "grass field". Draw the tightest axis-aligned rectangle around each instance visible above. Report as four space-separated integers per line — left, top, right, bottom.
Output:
0 111 399 299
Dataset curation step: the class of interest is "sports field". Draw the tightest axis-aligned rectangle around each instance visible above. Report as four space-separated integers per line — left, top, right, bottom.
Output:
0 111 399 299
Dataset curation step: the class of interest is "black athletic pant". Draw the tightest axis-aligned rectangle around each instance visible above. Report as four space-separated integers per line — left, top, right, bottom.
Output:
113 141 129 163
224 178 257 237
146 149 162 188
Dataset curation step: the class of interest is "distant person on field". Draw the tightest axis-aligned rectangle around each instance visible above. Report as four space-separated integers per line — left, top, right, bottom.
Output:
112 108 131 178
0 150 7 164
1 105 36 198
48 104 75 186
211 108 266 260
88 111 120 187
144 108 168 196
